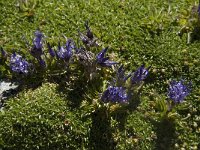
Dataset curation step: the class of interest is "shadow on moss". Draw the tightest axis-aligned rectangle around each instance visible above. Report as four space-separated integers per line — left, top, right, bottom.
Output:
111 91 141 131
89 106 116 150
155 118 176 150
148 117 176 150
55 73 86 109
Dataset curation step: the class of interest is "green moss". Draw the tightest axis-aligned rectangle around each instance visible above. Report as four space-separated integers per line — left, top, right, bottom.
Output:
0 83 90 149
0 0 200 149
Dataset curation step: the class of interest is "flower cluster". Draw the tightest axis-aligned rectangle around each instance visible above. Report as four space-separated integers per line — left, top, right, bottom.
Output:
10 53 29 74
1 22 118 76
101 86 128 103
101 64 150 104
47 39 75 62
168 80 191 104
0 22 192 109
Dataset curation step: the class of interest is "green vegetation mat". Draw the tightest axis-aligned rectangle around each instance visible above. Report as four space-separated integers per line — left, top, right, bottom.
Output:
0 0 199 149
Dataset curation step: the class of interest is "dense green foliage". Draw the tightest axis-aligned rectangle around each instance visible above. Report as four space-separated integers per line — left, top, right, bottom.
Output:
0 0 200 149
0 83 91 149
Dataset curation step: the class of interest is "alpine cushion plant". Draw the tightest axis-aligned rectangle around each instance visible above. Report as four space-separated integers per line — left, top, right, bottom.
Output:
168 80 191 104
10 52 29 74
101 64 150 104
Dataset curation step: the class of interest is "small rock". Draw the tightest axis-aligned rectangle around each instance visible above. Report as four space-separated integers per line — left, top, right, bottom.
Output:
0 80 19 108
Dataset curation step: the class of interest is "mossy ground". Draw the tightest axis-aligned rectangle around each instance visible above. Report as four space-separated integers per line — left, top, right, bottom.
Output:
0 0 200 149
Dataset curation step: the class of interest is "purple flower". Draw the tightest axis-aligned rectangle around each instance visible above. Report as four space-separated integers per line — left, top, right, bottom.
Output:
96 47 118 67
168 80 191 104
57 39 74 61
10 53 29 74
34 30 43 49
47 43 56 57
131 64 150 84
31 30 43 58
101 86 128 103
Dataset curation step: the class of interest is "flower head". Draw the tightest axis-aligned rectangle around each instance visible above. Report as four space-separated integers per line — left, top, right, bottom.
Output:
31 30 44 58
57 39 74 61
131 64 150 84
96 47 118 67
10 52 29 74
101 86 128 103
168 80 191 104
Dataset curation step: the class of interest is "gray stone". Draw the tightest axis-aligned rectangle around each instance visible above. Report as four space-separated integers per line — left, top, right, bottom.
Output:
0 80 19 107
